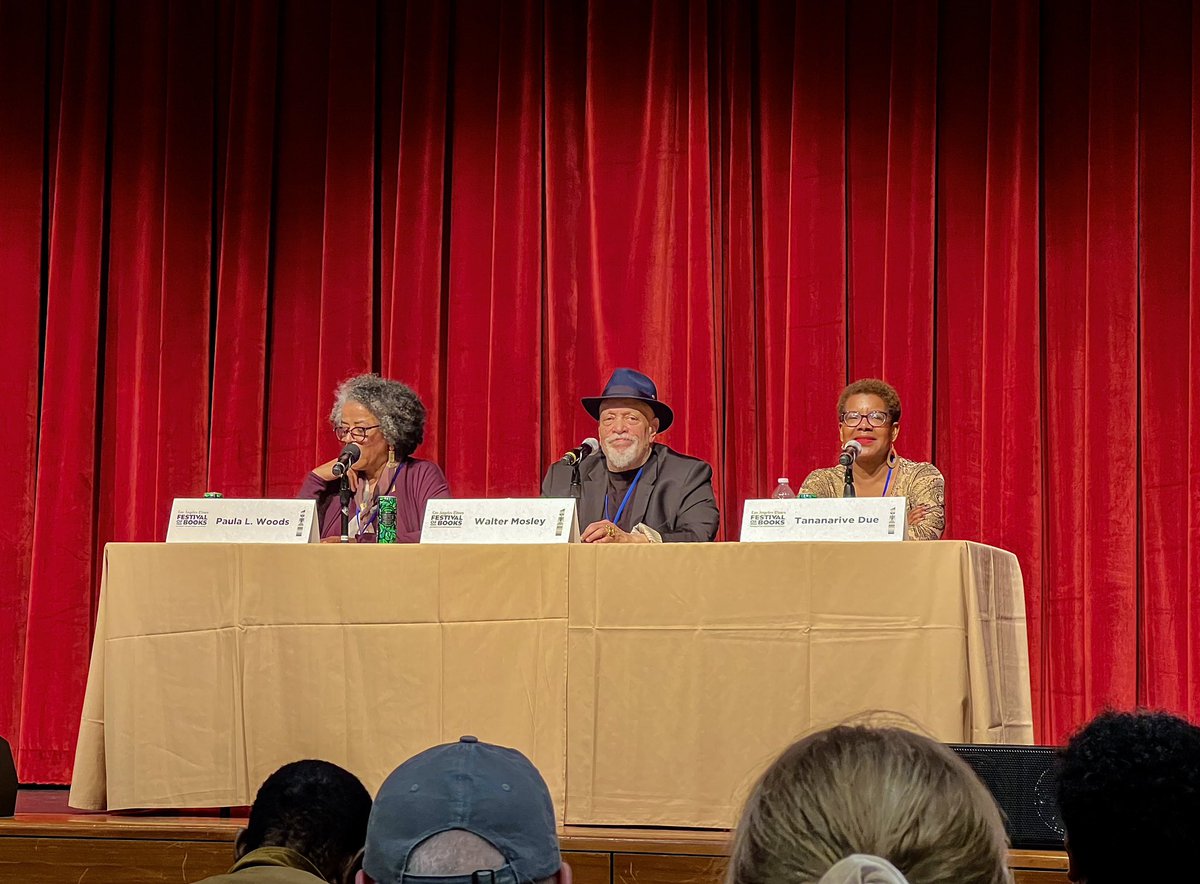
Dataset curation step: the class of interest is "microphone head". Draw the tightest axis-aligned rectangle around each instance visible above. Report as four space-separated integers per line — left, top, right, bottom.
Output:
838 439 863 467
332 443 362 477
562 437 601 465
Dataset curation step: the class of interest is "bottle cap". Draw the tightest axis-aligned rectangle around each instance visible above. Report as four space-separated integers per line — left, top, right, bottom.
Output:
776 477 789 484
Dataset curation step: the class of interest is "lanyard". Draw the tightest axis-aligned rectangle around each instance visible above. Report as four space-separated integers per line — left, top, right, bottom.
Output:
356 461 405 534
604 466 645 525
882 465 894 497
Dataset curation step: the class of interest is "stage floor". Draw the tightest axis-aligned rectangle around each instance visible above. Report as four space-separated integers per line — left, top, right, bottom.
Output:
0 792 1068 884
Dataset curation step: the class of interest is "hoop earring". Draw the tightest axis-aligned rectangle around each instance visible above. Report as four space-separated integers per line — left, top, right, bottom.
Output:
886 448 899 469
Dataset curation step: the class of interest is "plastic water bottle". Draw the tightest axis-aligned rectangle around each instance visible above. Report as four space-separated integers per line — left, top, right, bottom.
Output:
771 478 796 499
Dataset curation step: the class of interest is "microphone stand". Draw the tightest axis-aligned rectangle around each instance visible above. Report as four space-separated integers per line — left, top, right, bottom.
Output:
570 461 582 501
842 462 856 498
339 473 352 542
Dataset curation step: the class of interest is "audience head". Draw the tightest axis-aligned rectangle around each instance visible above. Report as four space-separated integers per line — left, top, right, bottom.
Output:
728 723 1010 884
360 736 566 884
237 759 373 884
1057 709 1200 883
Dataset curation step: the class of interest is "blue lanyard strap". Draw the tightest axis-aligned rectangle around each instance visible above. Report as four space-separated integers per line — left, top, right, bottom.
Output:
357 461 405 533
882 465 894 497
604 465 645 525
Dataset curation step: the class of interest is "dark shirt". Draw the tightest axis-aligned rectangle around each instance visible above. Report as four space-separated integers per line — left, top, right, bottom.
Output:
604 467 643 532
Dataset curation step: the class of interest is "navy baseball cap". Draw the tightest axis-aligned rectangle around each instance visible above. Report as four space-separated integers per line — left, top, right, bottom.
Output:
363 737 561 884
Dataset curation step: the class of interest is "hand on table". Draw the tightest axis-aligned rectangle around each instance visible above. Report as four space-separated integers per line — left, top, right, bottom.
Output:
581 519 649 544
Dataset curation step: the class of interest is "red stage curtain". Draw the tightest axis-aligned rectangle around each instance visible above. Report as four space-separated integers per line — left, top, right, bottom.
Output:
2 0 1199 783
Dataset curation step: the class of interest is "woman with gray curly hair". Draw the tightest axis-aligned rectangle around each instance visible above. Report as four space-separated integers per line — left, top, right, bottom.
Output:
298 373 450 542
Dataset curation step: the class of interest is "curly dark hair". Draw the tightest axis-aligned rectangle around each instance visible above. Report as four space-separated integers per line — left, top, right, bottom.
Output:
1057 710 1200 883
241 759 372 883
837 378 901 424
330 373 427 457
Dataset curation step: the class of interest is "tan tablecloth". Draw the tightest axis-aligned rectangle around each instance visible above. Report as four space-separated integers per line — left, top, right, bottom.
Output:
69 541 1032 827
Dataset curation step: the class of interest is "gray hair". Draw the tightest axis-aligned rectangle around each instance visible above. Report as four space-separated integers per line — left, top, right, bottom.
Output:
406 830 557 884
406 830 505 876
330 373 427 457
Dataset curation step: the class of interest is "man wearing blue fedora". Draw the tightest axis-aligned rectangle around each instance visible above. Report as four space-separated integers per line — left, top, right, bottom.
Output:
541 368 719 542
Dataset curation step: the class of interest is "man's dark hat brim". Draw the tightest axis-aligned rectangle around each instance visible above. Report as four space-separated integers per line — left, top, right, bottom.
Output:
581 368 673 433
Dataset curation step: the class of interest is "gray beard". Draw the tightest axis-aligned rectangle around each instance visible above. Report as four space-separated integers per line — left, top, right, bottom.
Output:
603 440 649 471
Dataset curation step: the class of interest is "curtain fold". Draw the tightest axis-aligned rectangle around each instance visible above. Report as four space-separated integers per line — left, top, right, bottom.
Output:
6 0 1200 782
444 0 544 494
19 0 111 781
935 0 1044 724
1138 0 1197 716
0 0 46 757
207 0 279 499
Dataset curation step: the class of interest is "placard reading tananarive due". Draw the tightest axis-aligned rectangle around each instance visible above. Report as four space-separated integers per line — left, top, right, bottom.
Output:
740 496 907 542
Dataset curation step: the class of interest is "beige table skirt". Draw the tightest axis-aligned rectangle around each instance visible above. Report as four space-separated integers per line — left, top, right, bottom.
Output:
69 541 1032 827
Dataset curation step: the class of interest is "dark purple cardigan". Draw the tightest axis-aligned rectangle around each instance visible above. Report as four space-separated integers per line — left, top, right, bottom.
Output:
297 457 451 543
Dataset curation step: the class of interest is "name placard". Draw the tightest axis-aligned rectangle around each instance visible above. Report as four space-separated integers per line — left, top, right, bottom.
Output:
421 499 580 544
740 497 907 542
166 499 320 543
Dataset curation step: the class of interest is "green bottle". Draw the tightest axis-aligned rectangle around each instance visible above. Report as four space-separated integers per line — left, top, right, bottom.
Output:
378 495 397 543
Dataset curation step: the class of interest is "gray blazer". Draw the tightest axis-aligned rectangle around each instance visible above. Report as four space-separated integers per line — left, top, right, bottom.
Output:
541 443 719 542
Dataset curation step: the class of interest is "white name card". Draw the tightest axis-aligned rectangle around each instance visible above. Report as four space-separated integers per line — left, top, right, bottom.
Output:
166 499 320 543
740 497 907 542
421 499 580 544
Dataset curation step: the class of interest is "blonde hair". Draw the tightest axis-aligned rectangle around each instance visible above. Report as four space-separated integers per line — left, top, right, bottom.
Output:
727 725 1010 884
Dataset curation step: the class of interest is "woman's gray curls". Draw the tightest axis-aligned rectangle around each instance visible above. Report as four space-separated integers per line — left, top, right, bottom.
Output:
330 373 427 458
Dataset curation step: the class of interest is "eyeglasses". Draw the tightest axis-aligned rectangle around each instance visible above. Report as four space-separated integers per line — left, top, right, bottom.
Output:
840 410 891 428
334 424 381 442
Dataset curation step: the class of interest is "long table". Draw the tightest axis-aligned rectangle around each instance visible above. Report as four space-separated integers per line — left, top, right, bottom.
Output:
69 541 1032 827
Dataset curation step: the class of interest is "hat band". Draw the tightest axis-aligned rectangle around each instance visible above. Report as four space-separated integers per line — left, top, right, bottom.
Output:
398 865 522 884
598 387 657 402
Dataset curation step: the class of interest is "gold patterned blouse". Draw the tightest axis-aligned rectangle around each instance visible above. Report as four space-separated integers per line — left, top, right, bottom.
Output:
798 455 946 541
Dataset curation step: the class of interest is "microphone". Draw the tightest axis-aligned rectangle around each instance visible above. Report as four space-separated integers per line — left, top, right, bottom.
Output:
838 439 862 468
561 437 599 466
332 443 361 478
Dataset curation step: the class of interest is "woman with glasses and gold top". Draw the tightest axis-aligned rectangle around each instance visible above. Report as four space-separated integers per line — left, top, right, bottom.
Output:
298 373 450 542
799 378 945 540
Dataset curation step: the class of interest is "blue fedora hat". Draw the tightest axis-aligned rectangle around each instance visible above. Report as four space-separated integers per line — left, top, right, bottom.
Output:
581 368 674 432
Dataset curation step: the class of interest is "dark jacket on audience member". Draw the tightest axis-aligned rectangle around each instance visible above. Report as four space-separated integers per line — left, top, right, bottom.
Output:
193 846 326 883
